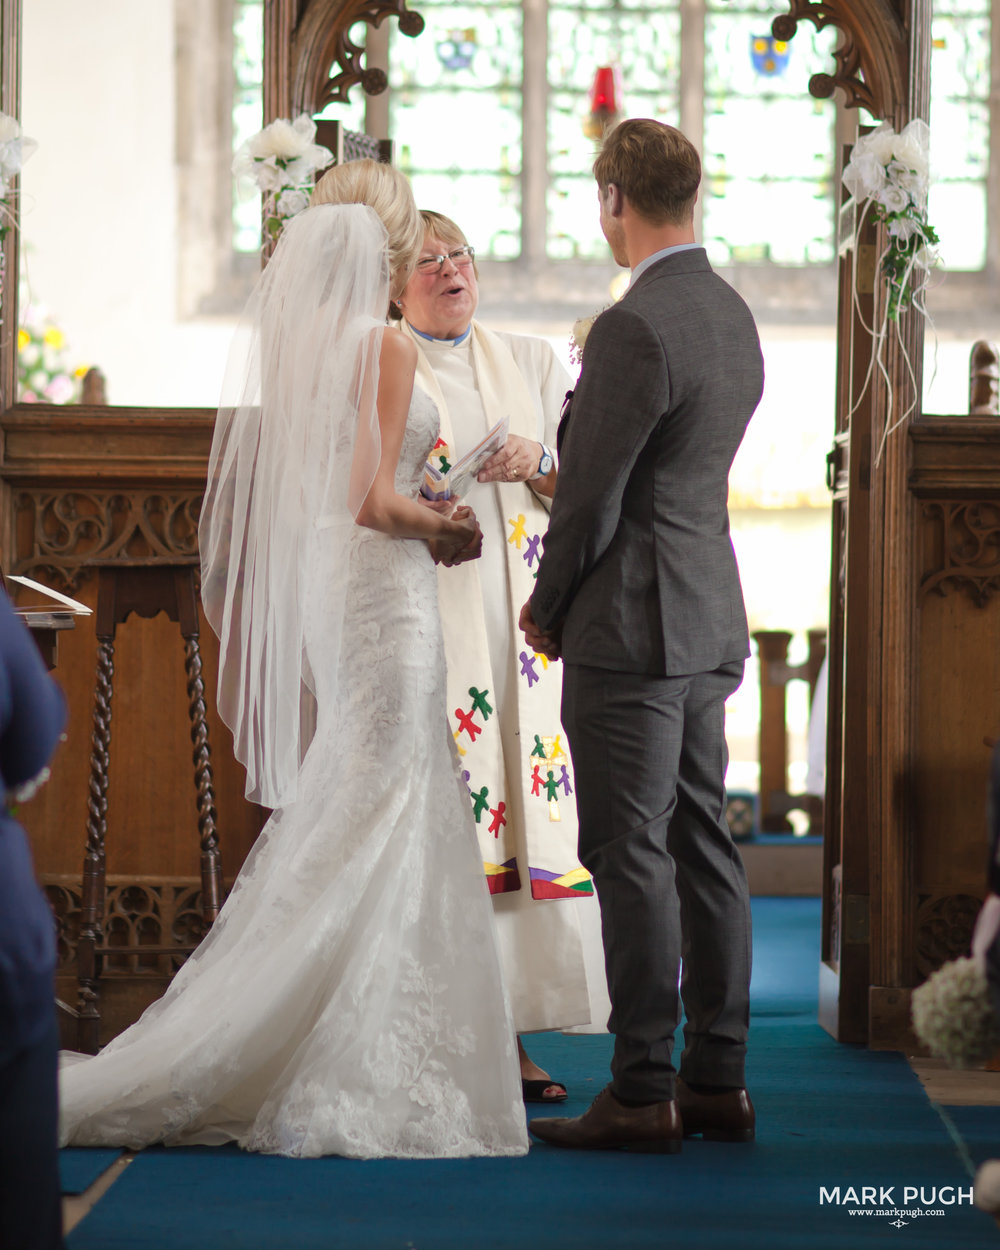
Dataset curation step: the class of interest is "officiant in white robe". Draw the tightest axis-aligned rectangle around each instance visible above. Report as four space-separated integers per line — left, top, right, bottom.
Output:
394 212 609 1098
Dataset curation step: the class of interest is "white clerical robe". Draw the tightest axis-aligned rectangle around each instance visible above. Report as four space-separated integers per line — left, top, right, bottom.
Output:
404 322 609 1033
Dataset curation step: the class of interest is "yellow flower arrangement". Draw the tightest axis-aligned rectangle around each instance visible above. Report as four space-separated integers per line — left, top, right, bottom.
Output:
17 304 87 403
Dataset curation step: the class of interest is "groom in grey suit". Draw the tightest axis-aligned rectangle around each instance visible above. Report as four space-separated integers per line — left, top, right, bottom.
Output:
520 119 764 1152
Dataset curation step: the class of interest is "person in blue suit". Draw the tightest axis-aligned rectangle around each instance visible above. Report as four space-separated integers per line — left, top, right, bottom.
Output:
0 588 67 1249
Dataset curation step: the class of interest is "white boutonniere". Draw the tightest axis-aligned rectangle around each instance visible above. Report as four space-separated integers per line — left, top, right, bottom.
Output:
569 308 608 366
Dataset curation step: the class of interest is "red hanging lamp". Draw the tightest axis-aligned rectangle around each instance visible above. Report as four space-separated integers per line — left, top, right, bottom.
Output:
583 65 624 141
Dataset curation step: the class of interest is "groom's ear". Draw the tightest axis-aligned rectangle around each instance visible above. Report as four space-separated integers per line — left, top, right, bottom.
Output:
604 183 625 218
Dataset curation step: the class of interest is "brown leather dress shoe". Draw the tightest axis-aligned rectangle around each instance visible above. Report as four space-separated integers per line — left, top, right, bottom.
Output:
676 1078 755 1142
529 1086 682 1153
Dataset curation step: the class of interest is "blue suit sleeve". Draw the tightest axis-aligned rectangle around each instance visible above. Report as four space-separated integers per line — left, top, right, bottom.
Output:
0 592 67 792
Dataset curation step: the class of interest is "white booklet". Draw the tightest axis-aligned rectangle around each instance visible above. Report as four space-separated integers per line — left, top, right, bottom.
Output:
8 574 93 615
421 416 509 502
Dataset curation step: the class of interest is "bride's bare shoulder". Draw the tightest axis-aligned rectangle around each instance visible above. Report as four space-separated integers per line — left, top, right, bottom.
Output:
379 327 417 374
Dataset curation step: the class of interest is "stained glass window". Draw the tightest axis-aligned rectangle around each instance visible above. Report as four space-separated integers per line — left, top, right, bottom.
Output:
703 1 838 265
388 1 523 257
547 0 681 259
233 1 994 277
928 0 990 271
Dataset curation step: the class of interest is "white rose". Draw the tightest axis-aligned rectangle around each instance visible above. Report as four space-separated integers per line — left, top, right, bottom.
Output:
254 158 286 193
19 342 39 367
842 151 887 201
876 183 909 213
275 187 309 218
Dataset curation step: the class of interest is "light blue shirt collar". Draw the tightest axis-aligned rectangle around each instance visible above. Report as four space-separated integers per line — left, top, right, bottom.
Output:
409 323 471 346
629 242 701 286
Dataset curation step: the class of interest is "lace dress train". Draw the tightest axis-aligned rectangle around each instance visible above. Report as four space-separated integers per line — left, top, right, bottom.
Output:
59 390 528 1159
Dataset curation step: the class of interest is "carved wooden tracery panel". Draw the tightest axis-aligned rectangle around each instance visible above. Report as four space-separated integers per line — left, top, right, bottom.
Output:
915 893 981 976
920 501 1000 607
771 0 907 119
13 489 201 590
292 0 425 111
264 0 425 123
46 878 212 977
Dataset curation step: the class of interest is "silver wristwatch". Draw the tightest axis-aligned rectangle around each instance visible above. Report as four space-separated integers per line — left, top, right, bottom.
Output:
531 444 554 480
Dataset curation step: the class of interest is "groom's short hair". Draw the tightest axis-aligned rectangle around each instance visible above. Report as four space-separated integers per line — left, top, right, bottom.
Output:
594 119 701 226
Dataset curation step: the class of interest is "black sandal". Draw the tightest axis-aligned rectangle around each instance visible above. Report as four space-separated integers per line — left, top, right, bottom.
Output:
522 1078 568 1103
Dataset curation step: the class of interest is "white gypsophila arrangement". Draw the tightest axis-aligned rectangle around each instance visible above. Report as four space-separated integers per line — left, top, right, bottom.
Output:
911 956 1000 1069
233 114 333 242
842 119 939 321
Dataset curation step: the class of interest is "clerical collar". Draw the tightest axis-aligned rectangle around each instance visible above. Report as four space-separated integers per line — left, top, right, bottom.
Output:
409 324 471 346
630 242 701 285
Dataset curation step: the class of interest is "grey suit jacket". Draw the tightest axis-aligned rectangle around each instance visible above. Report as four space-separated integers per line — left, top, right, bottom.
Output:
530 248 764 677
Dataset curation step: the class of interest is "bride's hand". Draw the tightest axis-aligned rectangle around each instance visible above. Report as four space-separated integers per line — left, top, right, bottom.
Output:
431 507 482 567
417 496 459 519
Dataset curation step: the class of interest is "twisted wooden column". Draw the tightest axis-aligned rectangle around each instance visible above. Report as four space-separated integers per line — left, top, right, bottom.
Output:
74 564 224 1050
77 634 115 1054
183 633 222 923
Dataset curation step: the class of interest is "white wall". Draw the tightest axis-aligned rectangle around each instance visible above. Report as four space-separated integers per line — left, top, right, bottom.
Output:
21 0 234 406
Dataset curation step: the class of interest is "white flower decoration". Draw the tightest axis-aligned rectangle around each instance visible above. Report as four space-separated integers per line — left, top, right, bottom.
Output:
841 118 939 320
911 956 1000 1069
890 119 931 175
854 122 897 165
233 113 334 243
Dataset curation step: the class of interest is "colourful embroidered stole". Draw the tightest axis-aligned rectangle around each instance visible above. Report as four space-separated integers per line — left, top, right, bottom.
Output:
401 320 592 901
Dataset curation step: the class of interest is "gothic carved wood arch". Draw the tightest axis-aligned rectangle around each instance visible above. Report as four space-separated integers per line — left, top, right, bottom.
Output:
264 0 424 122
772 0 908 120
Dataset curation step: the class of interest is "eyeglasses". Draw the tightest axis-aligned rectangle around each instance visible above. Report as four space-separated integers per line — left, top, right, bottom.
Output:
414 245 476 275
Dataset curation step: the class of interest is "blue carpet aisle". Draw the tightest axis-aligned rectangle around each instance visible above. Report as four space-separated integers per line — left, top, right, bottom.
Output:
63 898 1000 1249
59 1148 121 1196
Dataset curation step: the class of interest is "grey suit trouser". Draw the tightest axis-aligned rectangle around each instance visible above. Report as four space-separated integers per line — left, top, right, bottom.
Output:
561 661 751 1102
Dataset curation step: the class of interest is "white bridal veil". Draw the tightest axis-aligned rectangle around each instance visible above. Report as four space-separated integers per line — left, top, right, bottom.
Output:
199 203 390 808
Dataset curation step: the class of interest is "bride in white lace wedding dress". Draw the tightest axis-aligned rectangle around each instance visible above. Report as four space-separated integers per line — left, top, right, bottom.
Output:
59 164 528 1160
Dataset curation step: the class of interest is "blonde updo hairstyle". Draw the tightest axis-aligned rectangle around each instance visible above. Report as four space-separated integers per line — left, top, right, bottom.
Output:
311 159 424 297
